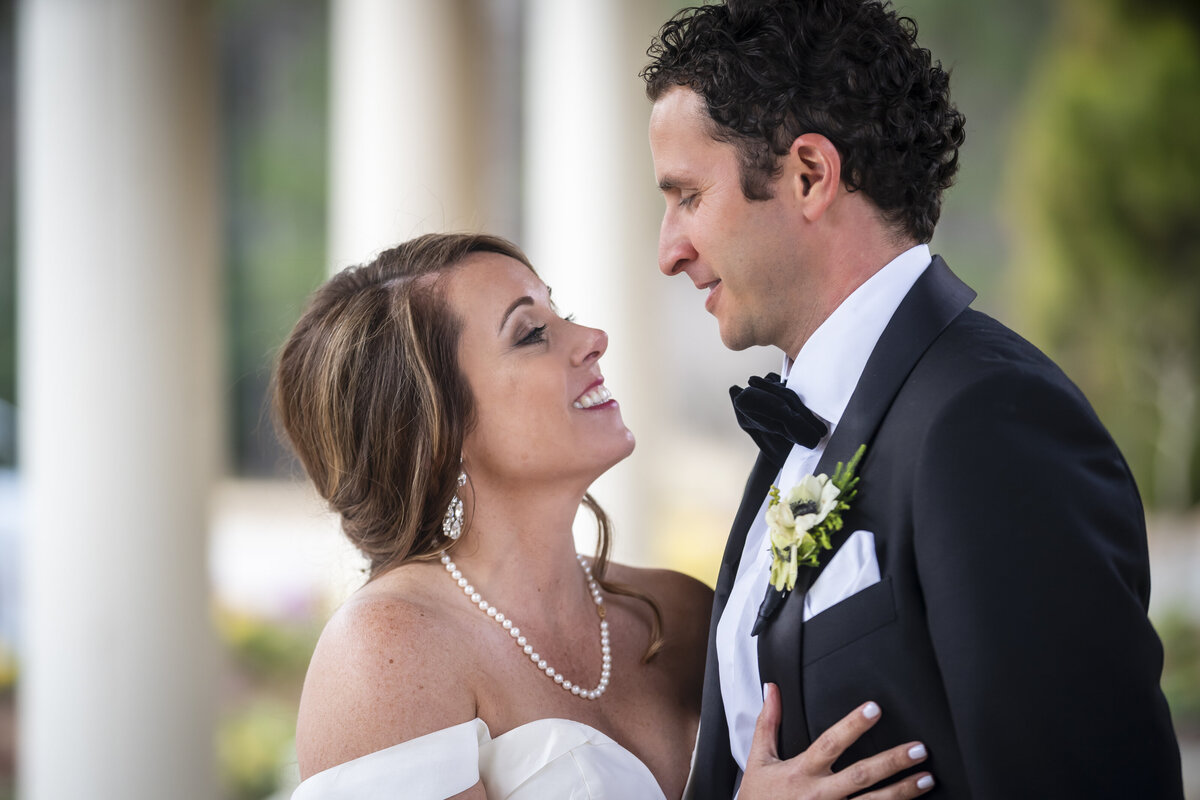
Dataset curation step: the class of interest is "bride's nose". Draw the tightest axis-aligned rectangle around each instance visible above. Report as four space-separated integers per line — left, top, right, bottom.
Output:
571 325 608 366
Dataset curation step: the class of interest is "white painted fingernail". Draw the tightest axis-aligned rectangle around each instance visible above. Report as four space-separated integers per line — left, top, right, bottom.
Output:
908 744 927 760
862 702 880 719
917 775 935 790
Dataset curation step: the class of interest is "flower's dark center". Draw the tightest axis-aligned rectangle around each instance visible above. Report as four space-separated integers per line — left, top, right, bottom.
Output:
790 500 818 516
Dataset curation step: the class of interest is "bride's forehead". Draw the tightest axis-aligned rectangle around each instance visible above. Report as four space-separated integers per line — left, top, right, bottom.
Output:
451 253 546 300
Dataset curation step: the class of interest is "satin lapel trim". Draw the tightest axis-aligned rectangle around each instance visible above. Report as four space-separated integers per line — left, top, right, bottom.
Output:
806 256 973 595
755 257 975 757
717 451 782 605
815 258 974 474
693 450 783 796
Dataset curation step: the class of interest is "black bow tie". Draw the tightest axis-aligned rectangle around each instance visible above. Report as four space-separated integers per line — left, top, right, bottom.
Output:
730 373 828 463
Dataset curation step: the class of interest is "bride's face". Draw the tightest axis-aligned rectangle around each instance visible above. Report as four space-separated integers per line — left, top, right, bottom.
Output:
448 252 635 489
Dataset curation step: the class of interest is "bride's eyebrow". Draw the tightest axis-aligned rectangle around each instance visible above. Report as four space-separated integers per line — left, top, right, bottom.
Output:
499 296 533 334
497 286 554 333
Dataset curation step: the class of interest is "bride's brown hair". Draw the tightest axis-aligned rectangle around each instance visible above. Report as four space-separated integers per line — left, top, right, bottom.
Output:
274 233 663 661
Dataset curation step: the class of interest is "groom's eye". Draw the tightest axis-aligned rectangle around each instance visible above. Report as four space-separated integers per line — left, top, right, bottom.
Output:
679 193 698 209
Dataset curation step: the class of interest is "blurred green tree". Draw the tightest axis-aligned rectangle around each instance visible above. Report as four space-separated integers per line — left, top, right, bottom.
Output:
1009 0 1200 509
220 0 328 476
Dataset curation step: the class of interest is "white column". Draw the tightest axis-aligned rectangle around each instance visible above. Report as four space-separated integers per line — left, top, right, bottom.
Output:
18 1 220 798
328 0 483 271
524 0 668 564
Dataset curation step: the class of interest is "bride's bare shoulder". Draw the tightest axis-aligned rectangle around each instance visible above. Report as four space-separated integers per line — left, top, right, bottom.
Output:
604 562 713 644
295 562 477 779
605 561 713 610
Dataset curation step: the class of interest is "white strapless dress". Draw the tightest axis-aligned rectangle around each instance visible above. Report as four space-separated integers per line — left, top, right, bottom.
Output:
291 717 669 799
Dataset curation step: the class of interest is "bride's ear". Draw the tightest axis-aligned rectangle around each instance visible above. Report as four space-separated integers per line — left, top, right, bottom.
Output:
785 134 842 223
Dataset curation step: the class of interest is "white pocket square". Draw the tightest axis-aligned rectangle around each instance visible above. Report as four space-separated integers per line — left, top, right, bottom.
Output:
803 529 879 621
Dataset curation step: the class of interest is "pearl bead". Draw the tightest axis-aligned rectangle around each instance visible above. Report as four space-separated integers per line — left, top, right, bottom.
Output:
440 550 611 701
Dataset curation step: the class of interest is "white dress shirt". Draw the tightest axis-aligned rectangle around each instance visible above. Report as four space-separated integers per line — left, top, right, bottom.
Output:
715 245 932 774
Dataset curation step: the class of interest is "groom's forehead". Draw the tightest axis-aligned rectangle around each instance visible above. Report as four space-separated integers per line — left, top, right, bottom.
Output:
651 91 735 174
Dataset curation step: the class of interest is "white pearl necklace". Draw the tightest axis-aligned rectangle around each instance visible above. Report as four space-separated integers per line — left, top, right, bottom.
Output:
440 552 612 700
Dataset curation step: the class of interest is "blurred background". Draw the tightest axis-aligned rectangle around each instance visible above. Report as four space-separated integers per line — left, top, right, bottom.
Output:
0 0 1197 797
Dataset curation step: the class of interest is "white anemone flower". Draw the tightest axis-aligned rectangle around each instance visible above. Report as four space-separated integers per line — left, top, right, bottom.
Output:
780 473 841 530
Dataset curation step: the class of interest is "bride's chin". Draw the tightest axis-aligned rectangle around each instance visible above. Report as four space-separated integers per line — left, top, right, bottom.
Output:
581 435 635 483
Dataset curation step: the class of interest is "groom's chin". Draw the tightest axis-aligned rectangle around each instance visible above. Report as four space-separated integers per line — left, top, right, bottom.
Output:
715 322 757 353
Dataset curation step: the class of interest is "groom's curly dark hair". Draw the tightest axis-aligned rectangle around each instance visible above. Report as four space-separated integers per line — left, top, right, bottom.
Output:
641 0 965 244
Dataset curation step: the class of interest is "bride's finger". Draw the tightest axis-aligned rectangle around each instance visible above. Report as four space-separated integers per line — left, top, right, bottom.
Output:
746 683 783 766
799 700 884 773
854 770 936 799
828 741 932 798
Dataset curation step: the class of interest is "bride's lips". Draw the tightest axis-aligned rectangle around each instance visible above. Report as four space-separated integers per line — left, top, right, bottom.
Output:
573 378 616 410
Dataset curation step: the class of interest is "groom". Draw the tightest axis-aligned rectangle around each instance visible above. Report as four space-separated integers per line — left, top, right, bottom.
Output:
643 1 1184 797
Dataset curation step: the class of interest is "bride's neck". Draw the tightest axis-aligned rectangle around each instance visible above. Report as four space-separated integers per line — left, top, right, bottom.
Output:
449 483 593 609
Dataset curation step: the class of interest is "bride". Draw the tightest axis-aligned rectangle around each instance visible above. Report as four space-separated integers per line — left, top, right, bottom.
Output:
275 233 933 799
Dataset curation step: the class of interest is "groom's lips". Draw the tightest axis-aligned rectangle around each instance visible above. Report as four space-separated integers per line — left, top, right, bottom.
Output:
703 279 722 313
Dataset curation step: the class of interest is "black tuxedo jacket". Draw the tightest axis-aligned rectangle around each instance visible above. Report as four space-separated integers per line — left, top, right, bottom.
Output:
692 259 1184 798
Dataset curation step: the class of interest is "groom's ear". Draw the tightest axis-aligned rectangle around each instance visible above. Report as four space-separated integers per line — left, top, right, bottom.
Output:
785 133 842 223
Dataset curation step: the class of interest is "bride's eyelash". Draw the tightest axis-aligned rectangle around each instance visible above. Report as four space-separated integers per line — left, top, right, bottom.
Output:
564 313 576 323
518 325 548 346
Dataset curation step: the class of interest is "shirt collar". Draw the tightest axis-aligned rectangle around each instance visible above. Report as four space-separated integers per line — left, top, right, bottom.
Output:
781 244 932 426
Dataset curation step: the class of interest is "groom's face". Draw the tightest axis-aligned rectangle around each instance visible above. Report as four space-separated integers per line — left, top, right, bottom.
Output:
649 86 805 353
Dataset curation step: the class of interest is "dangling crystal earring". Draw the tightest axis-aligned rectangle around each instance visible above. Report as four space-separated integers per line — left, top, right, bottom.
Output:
442 466 467 540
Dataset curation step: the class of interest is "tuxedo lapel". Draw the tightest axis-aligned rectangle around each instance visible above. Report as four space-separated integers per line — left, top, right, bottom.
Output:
692 451 782 798
756 257 976 758
812 257 975 480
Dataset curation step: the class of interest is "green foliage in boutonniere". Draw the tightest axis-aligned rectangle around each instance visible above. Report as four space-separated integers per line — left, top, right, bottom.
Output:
766 444 866 593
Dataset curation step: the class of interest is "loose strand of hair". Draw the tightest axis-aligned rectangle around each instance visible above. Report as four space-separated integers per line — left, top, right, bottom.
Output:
583 493 665 663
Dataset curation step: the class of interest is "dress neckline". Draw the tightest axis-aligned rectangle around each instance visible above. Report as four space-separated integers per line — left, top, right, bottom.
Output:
290 714 672 796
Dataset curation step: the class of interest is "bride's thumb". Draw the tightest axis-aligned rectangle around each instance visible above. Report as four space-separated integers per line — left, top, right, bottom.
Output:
749 683 782 765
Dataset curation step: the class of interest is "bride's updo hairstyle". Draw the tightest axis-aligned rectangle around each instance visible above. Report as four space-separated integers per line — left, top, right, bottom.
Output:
275 233 663 659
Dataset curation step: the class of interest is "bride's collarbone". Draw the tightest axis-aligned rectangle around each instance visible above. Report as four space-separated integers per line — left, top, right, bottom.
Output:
472 626 683 746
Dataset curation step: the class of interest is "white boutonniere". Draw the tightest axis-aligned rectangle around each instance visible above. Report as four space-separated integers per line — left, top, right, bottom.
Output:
766 444 866 593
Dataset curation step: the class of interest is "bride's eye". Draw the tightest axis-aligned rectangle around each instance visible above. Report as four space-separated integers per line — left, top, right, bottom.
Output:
518 324 548 346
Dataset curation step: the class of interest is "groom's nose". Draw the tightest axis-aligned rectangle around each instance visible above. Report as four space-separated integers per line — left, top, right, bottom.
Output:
659 214 698 276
